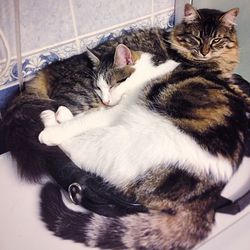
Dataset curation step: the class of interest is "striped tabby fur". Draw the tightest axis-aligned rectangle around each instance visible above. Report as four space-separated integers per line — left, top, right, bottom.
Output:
38 4 250 250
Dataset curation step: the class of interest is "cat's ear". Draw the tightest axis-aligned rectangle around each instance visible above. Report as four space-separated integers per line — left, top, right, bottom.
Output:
183 3 200 23
114 44 133 68
86 48 100 67
219 8 239 28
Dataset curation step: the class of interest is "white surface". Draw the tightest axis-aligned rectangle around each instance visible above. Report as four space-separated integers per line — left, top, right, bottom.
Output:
197 213 250 250
196 157 250 249
0 152 94 250
0 152 250 250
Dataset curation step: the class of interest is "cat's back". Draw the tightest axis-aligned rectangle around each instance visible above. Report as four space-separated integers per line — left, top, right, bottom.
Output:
95 27 169 57
142 68 248 168
42 51 94 85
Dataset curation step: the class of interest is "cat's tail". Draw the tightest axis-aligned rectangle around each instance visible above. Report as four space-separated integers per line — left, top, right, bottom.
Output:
2 95 59 182
41 182 214 250
2 90 101 192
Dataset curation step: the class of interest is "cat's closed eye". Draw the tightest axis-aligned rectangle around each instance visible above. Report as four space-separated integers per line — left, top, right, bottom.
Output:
109 77 128 90
189 35 201 44
116 77 128 84
212 38 222 44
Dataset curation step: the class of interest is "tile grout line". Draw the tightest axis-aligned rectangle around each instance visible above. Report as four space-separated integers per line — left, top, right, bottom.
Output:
151 0 155 26
1 7 174 62
13 0 23 91
76 13 153 40
69 0 80 53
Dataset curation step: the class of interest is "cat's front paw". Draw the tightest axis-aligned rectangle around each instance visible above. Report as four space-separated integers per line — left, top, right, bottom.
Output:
40 110 58 127
39 127 63 146
56 106 74 123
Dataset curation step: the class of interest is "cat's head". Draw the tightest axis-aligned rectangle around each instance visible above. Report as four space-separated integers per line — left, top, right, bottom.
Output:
171 4 239 62
87 44 138 106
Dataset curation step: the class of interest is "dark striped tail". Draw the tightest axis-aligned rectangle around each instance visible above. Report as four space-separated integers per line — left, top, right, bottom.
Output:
40 182 214 250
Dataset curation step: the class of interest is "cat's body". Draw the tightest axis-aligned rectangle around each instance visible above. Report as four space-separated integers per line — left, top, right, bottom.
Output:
38 5 249 250
1 27 174 188
2 27 176 185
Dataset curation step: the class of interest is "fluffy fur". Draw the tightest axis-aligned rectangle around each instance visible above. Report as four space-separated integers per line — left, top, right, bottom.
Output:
38 4 249 250
2 3 250 249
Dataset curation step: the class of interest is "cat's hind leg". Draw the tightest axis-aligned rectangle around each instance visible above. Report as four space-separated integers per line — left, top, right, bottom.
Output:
56 106 74 123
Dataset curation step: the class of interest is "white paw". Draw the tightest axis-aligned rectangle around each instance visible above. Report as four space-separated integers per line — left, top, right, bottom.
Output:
38 127 63 146
40 110 58 127
56 106 74 123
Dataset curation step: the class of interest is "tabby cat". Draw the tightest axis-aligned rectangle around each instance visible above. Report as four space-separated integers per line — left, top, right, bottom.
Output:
3 43 156 215
39 4 249 250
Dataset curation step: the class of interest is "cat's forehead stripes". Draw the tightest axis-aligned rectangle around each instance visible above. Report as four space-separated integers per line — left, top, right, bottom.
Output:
197 9 223 38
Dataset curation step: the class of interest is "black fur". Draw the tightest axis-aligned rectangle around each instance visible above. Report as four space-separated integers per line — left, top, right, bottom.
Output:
40 182 92 243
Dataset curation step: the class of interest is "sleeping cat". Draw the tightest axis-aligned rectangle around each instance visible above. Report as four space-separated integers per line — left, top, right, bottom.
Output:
2 10 185 196
39 4 249 250
2 43 152 194
39 47 179 146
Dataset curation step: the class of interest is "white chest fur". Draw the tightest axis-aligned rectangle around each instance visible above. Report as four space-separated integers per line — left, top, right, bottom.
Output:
61 105 233 187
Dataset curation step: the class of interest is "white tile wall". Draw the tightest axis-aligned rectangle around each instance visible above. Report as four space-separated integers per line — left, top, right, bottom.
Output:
20 0 75 54
73 0 152 35
0 0 17 59
0 0 175 92
154 0 175 11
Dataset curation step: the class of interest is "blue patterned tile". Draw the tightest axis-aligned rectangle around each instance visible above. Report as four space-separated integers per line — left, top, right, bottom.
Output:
20 41 78 81
1 40 78 86
0 60 18 86
74 0 151 35
20 0 75 53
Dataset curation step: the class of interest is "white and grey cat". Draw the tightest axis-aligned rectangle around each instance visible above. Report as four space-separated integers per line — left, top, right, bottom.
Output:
39 45 181 187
